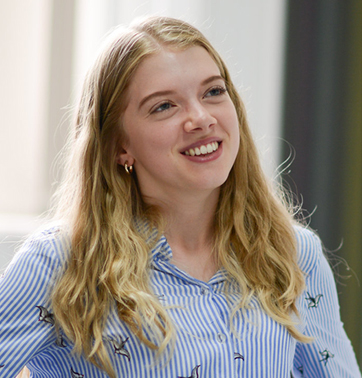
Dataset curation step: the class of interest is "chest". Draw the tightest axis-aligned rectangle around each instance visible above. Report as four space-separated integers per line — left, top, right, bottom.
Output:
99 264 300 377
31 263 302 378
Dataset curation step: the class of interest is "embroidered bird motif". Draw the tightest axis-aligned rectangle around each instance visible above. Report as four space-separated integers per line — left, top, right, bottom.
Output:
36 306 55 325
305 292 323 308
234 352 244 361
297 365 304 375
70 368 84 377
157 294 166 302
113 336 131 361
0 364 4 368
319 349 334 366
178 365 201 378
56 333 66 348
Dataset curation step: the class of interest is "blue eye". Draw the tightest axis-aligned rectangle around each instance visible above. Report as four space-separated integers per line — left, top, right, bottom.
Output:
209 88 224 96
205 86 227 97
153 102 172 113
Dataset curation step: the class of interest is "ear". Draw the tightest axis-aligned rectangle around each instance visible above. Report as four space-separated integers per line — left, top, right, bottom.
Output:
116 147 135 167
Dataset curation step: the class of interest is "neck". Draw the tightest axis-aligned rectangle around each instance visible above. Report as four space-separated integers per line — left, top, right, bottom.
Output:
158 189 220 281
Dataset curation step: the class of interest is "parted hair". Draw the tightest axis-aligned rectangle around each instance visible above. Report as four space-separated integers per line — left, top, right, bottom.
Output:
51 16 308 377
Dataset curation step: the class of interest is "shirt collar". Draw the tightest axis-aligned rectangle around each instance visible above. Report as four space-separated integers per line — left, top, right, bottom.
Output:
150 235 173 262
150 235 228 285
134 217 173 262
135 217 227 284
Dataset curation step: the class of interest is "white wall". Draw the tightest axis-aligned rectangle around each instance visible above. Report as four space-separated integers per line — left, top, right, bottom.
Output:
0 0 52 215
0 0 287 269
0 0 52 269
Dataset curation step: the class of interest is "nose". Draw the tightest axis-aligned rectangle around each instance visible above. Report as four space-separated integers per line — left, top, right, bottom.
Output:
183 102 216 133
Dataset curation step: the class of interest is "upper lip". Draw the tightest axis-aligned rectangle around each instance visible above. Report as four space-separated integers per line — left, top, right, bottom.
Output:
180 137 222 153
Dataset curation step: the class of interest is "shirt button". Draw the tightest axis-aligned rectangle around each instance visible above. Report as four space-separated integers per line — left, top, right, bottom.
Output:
201 288 208 295
217 333 227 343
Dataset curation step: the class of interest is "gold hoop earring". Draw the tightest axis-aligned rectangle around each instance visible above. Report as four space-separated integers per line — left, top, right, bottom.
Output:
124 162 133 174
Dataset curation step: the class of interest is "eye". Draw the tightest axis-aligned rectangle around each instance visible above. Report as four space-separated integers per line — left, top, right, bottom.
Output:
204 85 227 98
151 101 173 113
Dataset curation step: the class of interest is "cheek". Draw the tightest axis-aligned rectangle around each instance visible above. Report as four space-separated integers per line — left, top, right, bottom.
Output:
145 123 180 148
126 125 175 161
227 109 241 157
223 105 240 138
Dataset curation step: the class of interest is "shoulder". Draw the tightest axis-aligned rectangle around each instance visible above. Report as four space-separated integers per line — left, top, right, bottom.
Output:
0 225 72 375
293 225 323 275
6 223 71 279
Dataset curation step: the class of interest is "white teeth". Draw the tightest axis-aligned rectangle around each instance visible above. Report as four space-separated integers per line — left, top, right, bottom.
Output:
184 142 219 156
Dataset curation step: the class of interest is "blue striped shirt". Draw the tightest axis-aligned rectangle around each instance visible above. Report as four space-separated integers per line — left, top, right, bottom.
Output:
0 226 360 377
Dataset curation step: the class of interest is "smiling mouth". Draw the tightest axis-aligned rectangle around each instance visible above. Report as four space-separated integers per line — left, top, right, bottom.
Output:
183 142 220 156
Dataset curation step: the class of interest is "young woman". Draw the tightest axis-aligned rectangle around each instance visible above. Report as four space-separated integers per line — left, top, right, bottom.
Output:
1 16 360 378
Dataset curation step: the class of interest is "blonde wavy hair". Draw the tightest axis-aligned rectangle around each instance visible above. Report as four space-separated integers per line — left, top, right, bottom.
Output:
51 16 308 377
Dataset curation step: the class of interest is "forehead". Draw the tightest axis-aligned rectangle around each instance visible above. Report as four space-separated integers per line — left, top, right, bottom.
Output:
128 46 221 93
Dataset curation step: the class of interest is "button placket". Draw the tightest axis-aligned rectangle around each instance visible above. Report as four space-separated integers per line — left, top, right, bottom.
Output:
200 287 208 295
200 283 212 295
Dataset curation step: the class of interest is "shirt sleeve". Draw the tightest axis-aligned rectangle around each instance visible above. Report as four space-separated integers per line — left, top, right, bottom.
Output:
293 231 361 377
0 233 62 377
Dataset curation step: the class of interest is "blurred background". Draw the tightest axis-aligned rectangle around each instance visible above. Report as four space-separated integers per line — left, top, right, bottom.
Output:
0 0 361 364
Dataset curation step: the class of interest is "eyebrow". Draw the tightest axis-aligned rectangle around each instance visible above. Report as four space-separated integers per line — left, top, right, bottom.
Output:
138 75 225 110
201 75 225 86
138 90 175 110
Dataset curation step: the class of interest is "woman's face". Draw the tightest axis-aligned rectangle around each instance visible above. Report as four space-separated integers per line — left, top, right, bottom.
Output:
119 45 240 202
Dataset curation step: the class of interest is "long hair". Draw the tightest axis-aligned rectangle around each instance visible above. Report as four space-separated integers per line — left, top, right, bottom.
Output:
51 16 307 377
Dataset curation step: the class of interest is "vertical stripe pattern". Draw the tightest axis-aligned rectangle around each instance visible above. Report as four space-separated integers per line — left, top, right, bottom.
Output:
0 226 360 377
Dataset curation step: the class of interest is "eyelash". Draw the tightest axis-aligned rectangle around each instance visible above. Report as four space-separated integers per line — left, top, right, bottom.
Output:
152 102 173 113
204 85 227 97
150 85 227 114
